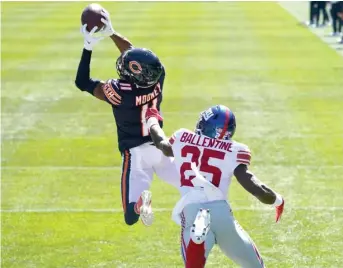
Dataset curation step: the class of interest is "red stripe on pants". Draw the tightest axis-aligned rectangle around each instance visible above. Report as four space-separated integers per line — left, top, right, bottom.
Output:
121 151 130 212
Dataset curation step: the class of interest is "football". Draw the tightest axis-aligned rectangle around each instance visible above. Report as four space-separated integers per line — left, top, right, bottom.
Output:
81 3 105 32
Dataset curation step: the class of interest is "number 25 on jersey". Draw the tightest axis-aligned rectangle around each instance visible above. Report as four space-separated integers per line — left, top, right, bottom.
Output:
180 145 225 187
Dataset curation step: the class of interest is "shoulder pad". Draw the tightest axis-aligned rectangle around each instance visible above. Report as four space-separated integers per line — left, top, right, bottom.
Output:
231 140 250 152
117 80 133 91
102 79 122 106
169 128 192 145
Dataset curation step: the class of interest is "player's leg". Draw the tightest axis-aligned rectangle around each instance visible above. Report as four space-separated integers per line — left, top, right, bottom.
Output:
309 1 316 25
153 153 180 189
180 206 215 268
214 206 265 268
330 4 338 34
121 148 154 226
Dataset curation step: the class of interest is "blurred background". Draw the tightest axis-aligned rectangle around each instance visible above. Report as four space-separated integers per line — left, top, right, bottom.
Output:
306 1 343 44
282 1 343 50
1 1 343 268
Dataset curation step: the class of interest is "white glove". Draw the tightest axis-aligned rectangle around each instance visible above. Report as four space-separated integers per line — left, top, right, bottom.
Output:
100 10 115 36
81 24 104 51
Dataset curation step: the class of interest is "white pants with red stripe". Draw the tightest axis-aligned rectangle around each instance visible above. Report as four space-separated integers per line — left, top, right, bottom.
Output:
180 201 265 268
121 142 180 212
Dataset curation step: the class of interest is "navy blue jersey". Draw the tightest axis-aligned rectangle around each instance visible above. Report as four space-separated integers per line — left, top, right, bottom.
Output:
102 69 165 152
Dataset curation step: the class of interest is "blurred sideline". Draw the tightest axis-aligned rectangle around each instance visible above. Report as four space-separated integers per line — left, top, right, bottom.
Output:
279 1 343 57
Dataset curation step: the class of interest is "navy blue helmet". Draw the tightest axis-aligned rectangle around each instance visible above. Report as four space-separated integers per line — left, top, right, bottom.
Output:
195 105 236 140
116 48 163 88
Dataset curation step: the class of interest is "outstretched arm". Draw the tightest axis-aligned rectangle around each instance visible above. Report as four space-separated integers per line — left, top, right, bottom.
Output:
150 124 174 157
101 11 133 53
75 8 134 101
74 25 107 101
146 108 174 157
110 33 133 54
234 164 284 222
234 164 281 204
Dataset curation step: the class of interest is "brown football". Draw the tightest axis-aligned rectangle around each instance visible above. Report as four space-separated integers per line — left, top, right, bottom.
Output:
81 3 105 32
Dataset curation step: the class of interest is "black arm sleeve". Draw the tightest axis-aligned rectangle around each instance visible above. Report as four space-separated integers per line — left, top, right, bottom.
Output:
74 49 100 95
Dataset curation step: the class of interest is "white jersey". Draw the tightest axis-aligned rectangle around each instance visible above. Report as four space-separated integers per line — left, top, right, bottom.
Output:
169 128 251 225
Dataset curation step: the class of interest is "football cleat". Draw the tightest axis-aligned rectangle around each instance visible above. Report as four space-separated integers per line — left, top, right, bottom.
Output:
190 209 211 244
275 199 285 223
139 190 154 226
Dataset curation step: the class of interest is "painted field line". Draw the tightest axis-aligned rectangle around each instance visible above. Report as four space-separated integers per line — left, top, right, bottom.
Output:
1 165 342 171
1 206 343 213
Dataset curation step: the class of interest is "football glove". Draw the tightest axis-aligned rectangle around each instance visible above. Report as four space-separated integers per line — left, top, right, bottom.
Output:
100 10 115 37
146 108 163 122
146 108 163 129
81 24 104 51
275 197 285 223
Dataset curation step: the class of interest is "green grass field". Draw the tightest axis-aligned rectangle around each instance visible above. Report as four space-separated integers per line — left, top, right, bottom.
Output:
1 1 343 267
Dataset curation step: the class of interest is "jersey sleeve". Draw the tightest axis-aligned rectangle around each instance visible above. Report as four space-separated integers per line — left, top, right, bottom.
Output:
235 144 251 166
102 79 123 106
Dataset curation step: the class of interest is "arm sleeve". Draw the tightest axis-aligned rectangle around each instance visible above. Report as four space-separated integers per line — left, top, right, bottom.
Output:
74 49 100 95
236 148 251 166
102 79 122 106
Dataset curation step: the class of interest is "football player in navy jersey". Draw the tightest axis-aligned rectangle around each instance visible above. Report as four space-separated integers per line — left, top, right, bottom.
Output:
75 10 179 226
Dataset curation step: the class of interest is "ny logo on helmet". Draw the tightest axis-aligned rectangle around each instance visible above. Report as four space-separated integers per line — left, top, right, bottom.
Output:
202 108 214 121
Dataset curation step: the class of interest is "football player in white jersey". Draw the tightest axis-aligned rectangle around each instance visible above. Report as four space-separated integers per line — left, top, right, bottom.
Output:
145 105 285 268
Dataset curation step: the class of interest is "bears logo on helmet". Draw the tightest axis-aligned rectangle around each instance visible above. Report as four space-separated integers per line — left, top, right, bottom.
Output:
129 61 142 74
116 48 163 88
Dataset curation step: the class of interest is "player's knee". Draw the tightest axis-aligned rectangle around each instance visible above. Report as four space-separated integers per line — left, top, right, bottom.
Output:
124 203 139 226
124 213 139 225
124 212 139 225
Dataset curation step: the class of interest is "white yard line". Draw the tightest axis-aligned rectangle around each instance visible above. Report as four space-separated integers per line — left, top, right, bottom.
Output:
1 206 343 213
279 1 343 57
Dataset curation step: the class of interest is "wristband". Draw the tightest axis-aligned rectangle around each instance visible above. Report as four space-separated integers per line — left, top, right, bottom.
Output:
273 193 283 207
147 117 159 129
84 42 93 51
